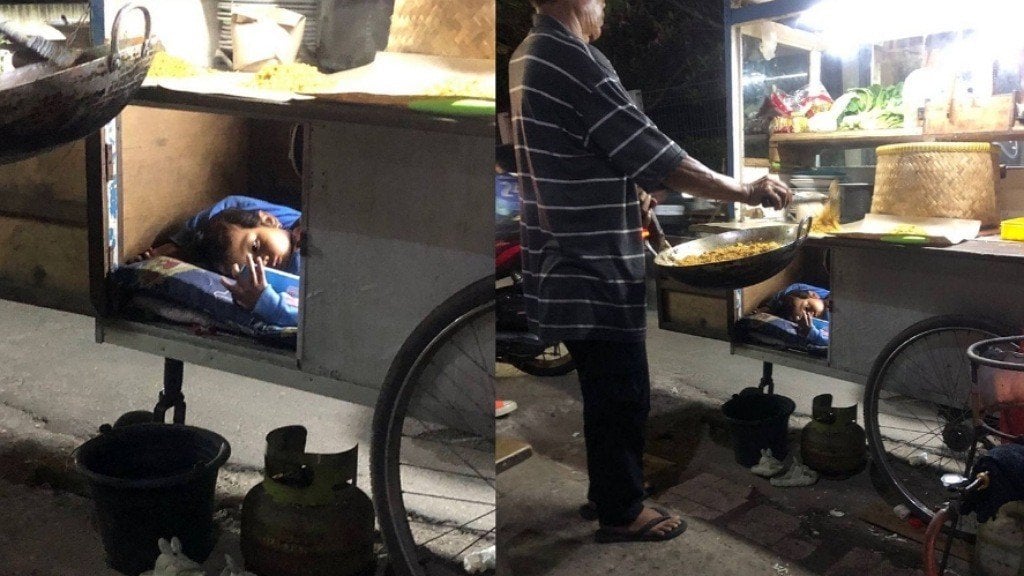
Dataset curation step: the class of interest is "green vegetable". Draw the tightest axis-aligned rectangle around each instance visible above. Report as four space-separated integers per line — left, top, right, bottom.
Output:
835 82 904 131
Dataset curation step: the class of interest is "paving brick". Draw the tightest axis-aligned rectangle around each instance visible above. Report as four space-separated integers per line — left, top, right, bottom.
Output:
826 547 884 576
774 537 819 561
665 496 719 521
726 504 801 547
666 472 753 514
869 560 925 576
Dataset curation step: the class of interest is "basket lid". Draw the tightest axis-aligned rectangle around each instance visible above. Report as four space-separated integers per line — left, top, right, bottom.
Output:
876 142 996 155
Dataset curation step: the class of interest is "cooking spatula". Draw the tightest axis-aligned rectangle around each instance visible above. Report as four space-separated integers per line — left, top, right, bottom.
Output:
0 19 78 69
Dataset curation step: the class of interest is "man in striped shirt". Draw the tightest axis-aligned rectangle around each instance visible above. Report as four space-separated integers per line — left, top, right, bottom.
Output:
509 0 791 543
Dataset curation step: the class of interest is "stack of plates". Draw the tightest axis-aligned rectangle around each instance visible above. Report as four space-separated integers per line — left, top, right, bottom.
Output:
788 172 843 195
216 1 322 55
787 171 843 223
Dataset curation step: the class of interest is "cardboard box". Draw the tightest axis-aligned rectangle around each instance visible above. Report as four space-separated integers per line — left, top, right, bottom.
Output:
231 6 305 72
923 92 1018 134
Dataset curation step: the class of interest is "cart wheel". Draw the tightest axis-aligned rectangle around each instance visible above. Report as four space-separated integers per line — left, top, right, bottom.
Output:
371 277 495 576
864 315 1010 536
510 342 575 377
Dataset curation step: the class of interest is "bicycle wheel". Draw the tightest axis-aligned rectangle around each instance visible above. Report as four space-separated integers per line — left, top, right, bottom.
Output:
509 342 575 377
372 277 496 576
864 315 1009 530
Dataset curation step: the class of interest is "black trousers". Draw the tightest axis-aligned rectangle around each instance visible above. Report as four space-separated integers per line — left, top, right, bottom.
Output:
564 339 650 526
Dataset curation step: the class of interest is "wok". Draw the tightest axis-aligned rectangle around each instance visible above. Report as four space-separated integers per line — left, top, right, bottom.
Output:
654 217 811 289
0 4 153 165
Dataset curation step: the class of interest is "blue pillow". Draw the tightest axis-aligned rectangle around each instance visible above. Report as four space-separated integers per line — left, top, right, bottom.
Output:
736 312 828 355
111 256 297 340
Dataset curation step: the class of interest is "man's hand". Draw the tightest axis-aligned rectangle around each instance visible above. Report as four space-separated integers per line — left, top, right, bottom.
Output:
221 254 267 311
743 176 792 210
637 187 655 230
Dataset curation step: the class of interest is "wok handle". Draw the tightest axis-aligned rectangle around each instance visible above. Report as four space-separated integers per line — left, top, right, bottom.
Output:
796 216 813 241
108 3 152 70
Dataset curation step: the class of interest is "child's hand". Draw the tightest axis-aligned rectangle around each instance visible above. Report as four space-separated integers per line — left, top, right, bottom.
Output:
221 254 267 311
796 310 813 337
126 242 180 264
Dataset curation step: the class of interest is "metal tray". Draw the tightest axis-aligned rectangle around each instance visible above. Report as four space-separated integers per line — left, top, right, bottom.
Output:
654 217 811 289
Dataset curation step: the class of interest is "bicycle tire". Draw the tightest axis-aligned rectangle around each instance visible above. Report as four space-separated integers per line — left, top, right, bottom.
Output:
371 277 496 576
864 314 1010 533
509 341 575 377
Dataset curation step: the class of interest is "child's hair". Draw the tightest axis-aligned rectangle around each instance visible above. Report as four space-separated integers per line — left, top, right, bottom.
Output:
773 290 811 320
194 208 263 272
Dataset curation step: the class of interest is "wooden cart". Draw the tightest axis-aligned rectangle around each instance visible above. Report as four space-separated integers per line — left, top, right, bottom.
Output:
85 71 494 576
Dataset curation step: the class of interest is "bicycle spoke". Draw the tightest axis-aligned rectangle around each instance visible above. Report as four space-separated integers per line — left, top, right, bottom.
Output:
401 490 495 508
372 282 497 576
865 319 1003 541
452 527 496 559
400 462 494 483
418 509 497 548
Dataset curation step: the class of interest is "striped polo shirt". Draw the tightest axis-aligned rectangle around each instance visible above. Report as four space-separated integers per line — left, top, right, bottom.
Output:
508 14 686 343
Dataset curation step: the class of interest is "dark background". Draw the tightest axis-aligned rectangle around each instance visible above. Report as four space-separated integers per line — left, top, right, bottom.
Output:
497 0 729 171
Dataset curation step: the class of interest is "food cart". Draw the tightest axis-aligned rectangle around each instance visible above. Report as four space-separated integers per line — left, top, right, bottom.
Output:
3 1 495 574
656 0 1024 533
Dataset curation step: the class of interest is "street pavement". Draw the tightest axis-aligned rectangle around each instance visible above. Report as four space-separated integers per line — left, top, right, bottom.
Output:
0 298 966 575
496 313 971 576
0 297 373 575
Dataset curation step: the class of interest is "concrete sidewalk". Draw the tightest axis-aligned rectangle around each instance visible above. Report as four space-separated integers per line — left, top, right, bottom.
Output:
0 298 375 575
495 370 947 576
495 316 965 576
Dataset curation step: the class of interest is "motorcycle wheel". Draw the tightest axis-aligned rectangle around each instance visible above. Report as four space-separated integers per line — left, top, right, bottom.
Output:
510 342 575 377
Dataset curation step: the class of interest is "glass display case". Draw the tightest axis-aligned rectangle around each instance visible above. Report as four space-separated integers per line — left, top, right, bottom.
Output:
727 0 1024 195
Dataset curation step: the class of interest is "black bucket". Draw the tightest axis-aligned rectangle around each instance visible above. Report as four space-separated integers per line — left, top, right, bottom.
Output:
721 389 795 467
74 423 231 576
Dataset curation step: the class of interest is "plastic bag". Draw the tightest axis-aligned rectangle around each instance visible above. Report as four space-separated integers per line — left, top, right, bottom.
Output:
793 82 833 118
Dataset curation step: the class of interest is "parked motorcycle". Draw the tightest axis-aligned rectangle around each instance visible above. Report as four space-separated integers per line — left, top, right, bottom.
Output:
495 172 576 377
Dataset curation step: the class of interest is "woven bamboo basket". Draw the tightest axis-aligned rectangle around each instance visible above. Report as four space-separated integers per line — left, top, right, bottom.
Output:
385 0 494 60
871 142 999 226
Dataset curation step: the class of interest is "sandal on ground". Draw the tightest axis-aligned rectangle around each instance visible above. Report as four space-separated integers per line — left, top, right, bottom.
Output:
750 448 785 478
594 515 687 543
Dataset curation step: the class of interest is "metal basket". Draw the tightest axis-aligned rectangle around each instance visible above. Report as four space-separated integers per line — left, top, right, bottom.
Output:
0 4 154 165
872 142 1000 226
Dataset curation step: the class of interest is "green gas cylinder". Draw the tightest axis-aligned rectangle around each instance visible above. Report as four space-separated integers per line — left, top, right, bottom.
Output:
241 426 375 576
800 394 867 479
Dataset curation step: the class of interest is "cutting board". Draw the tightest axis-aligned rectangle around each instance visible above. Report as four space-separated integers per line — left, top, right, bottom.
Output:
304 51 494 100
830 213 981 246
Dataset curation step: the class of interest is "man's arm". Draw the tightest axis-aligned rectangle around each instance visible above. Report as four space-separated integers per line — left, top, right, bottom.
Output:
662 155 792 210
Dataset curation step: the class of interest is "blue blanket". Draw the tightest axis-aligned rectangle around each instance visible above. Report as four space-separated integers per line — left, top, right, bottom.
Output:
112 256 297 340
736 312 829 355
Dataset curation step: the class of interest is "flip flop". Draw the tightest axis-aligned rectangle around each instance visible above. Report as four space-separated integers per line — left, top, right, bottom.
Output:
594 515 688 544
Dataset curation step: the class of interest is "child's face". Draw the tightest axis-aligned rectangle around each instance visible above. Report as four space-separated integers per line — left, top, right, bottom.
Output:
220 211 293 273
786 292 826 322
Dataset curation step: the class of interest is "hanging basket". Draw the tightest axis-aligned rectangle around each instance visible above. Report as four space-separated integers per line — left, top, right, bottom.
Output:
871 142 1000 226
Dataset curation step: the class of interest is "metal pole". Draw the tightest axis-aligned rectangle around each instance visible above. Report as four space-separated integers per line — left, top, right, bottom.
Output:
154 358 186 424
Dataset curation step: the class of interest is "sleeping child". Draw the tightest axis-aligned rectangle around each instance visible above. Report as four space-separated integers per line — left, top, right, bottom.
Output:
133 195 301 327
765 283 831 347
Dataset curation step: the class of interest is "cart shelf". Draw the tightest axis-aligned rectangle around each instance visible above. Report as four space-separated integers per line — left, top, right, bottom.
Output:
768 127 1024 167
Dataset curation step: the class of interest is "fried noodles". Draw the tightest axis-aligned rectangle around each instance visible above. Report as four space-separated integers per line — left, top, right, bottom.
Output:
670 241 781 266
